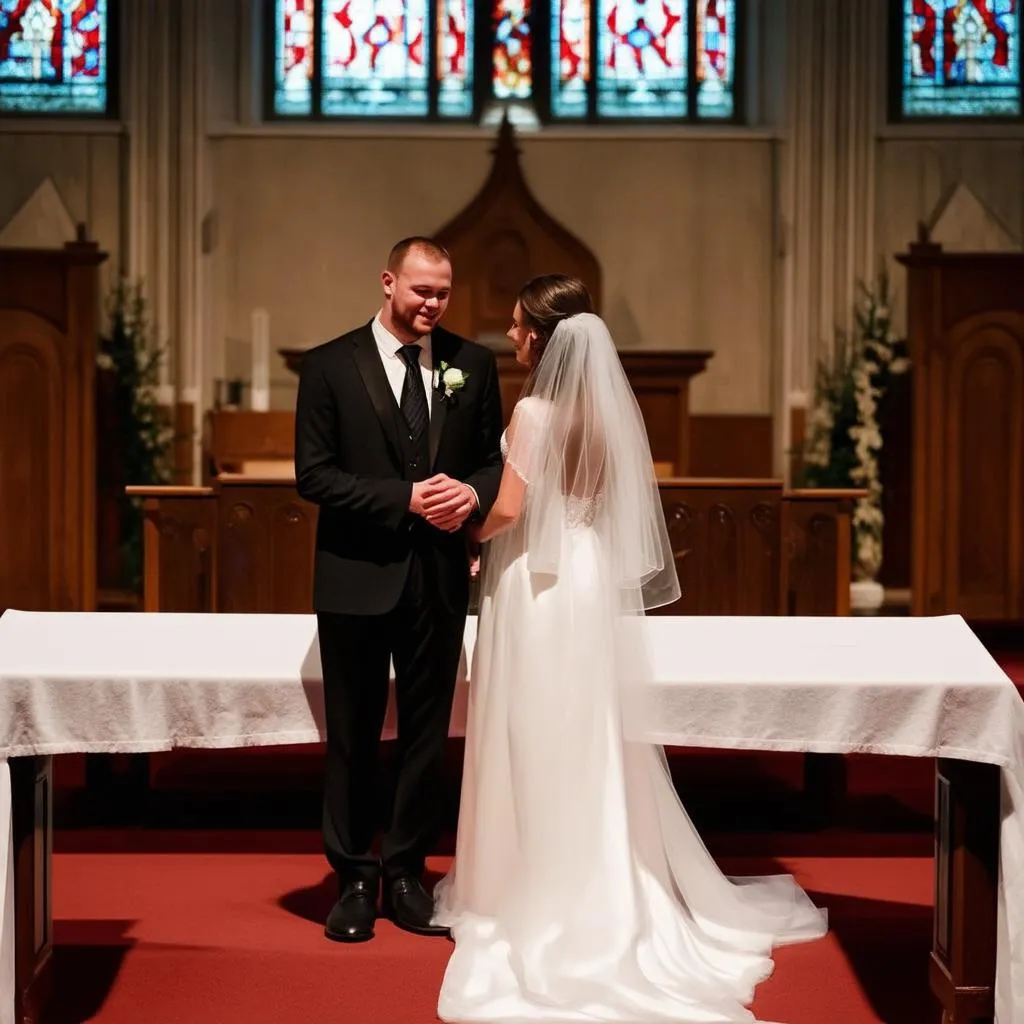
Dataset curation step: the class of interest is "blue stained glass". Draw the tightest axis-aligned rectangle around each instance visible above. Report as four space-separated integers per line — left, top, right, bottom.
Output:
273 0 315 116
321 0 429 117
550 0 590 118
0 0 110 115
438 0 474 117
902 0 1021 118
596 0 687 118
696 0 734 118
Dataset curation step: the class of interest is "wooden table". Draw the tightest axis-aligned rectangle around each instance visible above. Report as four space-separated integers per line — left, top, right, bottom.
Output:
2 612 1015 1024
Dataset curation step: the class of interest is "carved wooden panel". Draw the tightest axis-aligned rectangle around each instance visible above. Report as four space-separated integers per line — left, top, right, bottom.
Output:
129 488 218 613
654 480 783 616
95 367 123 592
133 479 859 621
0 241 105 615
898 239 1024 620
0 315 63 612
12 755 53 1024
782 489 863 616
930 759 999 1023
945 323 1023 619
217 478 315 613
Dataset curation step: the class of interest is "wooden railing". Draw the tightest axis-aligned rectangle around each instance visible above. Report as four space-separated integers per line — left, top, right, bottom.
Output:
129 479 864 618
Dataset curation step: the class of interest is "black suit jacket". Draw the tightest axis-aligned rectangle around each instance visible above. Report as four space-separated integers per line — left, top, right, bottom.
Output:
295 322 504 616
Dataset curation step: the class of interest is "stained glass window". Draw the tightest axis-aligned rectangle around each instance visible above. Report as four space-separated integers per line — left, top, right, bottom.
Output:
548 0 738 121
270 0 474 119
901 0 1021 118
551 0 590 118
492 0 531 99
273 0 315 115
267 0 742 122
596 0 686 118
438 0 473 116
0 0 111 115
321 0 429 116
696 0 734 119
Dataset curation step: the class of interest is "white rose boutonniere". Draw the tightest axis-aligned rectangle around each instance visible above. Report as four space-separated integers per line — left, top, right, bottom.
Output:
433 360 470 404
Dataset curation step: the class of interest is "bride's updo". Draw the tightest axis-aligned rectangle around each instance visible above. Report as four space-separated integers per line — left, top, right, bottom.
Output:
518 275 595 367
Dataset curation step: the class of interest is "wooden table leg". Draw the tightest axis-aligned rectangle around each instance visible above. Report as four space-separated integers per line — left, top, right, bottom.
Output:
802 752 847 824
11 756 54 1024
930 758 999 1024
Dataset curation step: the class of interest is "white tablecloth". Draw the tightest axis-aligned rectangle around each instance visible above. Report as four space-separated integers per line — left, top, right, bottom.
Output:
1 610 1022 1024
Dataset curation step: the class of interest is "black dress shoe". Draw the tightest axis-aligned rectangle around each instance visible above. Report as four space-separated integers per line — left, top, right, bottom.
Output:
325 879 378 943
383 876 449 937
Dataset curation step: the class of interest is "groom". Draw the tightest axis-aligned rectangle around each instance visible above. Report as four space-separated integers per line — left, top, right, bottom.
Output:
295 237 504 943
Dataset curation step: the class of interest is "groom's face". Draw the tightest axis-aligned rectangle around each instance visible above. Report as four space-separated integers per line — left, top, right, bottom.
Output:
382 252 453 339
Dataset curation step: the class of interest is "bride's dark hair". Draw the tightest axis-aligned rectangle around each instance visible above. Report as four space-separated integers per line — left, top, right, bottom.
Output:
518 275 595 367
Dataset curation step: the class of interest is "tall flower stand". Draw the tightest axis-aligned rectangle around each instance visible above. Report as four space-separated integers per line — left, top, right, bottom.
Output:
850 578 885 614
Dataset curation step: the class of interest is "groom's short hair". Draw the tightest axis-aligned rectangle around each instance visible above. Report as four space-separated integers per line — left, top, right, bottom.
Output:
387 237 451 273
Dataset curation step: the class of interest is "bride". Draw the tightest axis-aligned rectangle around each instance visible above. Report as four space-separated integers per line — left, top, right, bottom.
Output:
433 275 827 1023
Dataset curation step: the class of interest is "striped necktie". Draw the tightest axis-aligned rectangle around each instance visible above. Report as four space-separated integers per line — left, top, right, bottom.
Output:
398 344 429 447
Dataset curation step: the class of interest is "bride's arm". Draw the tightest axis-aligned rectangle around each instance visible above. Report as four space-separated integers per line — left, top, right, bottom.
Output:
469 462 526 543
470 398 536 544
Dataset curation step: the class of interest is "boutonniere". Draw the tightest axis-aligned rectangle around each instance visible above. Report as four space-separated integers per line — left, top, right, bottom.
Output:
433 361 470 404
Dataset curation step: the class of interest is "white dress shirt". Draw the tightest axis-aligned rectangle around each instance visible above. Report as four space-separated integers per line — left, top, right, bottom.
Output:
372 312 434 417
371 312 479 511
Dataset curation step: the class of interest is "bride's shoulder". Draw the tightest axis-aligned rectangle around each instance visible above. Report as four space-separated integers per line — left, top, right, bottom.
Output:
513 396 548 418
508 396 547 433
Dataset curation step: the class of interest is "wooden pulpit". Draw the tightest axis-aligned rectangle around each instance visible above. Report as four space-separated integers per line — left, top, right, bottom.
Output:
0 235 106 614
897 235 1024 620
0 232 106 1024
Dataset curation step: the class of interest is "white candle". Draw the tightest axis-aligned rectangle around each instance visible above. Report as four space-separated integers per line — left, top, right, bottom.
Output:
251 308 270 411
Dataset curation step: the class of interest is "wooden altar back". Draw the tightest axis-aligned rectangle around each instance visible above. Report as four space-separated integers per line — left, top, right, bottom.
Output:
0 236 106 613
203 410 296 480
492 351 711 476
218 346 710 480
898 236 1024 620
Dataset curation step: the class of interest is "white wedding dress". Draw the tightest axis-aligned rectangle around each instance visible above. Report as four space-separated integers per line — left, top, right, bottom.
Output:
433 326 827 1024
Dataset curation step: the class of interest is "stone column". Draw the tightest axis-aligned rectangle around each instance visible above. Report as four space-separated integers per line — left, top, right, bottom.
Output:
123 0 209 482
775 0 885 478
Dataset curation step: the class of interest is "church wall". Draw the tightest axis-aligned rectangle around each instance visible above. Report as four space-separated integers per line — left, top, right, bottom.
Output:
208 133 777 416
3 0 1024 454
0 131 123 297
877 140 1024 321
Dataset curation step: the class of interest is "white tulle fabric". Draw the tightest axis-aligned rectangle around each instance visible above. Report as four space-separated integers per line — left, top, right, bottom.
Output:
434 315 827 1023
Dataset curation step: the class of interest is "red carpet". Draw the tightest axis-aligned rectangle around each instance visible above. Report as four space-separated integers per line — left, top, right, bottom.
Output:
997 652 1024 688
46 832 939 1024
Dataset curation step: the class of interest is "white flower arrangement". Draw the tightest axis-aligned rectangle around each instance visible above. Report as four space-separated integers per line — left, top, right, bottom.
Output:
800 270 910 582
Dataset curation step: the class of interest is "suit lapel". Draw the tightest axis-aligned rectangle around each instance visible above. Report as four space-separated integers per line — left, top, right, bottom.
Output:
429 331 455 469
349 325 404 464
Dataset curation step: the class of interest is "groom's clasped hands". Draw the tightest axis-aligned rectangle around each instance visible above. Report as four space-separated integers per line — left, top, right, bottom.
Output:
410 473 477 533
